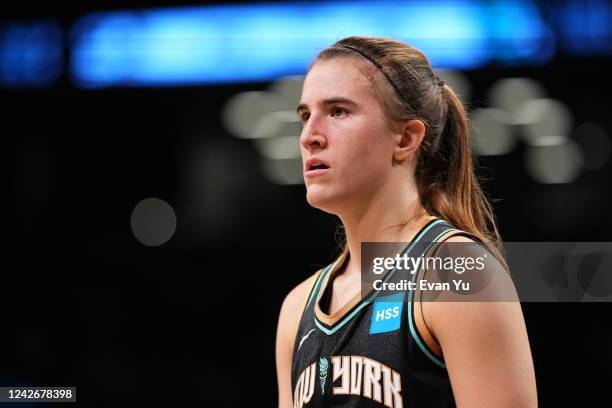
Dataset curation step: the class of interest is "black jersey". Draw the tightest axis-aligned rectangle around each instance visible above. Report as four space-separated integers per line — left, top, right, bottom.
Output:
291 218 473 408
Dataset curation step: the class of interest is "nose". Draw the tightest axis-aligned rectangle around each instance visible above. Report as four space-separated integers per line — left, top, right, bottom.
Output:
300 116 327 152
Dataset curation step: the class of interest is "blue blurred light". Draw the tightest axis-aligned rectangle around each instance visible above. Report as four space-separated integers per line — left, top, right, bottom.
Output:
481 0 556 64
70 0 554 88
552 0 612 56
0 21 63 88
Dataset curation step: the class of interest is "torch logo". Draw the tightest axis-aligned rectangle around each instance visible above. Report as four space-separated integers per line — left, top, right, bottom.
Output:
319 356 329 394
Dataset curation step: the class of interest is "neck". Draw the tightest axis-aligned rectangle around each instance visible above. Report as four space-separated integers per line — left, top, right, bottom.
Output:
337 178 430 277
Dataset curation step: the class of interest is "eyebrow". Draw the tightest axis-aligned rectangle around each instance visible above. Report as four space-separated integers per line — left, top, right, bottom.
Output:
296 97 359 113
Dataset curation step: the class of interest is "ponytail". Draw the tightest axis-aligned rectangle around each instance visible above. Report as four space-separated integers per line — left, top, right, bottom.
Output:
418 84 506 264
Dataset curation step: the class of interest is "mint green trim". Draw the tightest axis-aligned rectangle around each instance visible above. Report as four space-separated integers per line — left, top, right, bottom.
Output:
305 264 332 309
406 227 460 369
407 300 446 368
314 301 372 335
314 219 447 336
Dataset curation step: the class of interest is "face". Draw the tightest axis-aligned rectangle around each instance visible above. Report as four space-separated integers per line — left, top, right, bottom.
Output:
298 57 400 214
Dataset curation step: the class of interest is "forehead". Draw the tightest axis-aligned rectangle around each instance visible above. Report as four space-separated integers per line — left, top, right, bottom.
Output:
300 57 379 104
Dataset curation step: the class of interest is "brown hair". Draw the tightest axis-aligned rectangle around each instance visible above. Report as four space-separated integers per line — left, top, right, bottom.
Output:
313 36 505 260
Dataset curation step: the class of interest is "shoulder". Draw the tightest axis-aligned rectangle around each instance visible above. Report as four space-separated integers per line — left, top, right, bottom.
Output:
422 229 522 349
428 229 512 299
434 230 503 268
277 268 324 346
422 234 536 405
279 269 323 321
276 268 325 404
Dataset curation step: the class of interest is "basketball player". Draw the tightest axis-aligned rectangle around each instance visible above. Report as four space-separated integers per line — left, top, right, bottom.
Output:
276 37 536 407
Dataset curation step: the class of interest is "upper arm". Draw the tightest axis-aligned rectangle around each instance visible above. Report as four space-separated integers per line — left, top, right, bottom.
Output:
424 236 537 408
276 270 321 408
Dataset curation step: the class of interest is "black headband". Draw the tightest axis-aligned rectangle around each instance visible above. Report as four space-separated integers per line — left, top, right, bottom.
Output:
341 45 403 97
341 44 446 92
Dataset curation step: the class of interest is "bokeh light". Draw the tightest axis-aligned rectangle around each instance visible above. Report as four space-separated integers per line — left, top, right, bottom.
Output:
130 197 177 246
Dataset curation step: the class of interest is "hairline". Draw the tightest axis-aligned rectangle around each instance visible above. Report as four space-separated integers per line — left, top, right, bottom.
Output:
305 54 412 131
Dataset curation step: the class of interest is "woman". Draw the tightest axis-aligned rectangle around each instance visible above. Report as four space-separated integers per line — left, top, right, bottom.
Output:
276 36 536 408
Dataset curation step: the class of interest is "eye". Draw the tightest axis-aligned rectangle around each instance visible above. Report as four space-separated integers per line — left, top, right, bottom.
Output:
330 106 349 118
299 111 310 124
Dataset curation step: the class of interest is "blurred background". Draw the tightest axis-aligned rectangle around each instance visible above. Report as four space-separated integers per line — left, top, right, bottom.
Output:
3 0 612 406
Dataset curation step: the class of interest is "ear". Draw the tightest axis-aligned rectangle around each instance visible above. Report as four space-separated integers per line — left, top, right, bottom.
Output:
394 119 426 161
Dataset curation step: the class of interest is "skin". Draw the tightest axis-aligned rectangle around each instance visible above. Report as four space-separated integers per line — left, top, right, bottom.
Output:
275 57 537 407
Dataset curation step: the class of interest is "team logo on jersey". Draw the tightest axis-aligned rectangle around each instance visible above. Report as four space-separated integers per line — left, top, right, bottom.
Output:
293 355 404 408
369 293 405 334
319 356 329 394
331 355 403 407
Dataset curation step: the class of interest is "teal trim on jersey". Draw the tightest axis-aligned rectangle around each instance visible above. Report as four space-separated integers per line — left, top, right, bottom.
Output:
305 264 333 310
314 219 447 336
314 300 372 335
407 300 447 369
406 227 460 369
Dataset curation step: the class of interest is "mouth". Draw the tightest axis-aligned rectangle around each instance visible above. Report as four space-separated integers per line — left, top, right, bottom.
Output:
305 159 330 178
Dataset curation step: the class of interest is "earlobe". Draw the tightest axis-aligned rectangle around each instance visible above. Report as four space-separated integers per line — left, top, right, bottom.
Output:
394 119 426 161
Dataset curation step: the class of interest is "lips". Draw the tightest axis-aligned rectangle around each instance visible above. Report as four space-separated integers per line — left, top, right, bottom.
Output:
304 158 330 178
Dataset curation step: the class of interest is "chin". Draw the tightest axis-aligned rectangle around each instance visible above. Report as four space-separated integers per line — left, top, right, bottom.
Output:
305 185 344 215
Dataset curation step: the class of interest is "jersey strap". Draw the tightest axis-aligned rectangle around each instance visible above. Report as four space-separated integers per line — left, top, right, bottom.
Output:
407 227 483 368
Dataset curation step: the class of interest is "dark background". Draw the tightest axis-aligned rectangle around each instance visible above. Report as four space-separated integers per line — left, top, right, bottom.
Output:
3 0 612 406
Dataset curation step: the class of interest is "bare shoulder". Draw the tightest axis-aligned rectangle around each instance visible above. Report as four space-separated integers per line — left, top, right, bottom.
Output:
277 268 324 347
424 234 536 406
280 269 322 320
430 231 516 303
276 269 324 406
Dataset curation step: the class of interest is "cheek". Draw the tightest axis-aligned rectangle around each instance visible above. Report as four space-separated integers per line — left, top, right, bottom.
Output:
329 113 395 185
340 128 391 172
336 143 390 188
